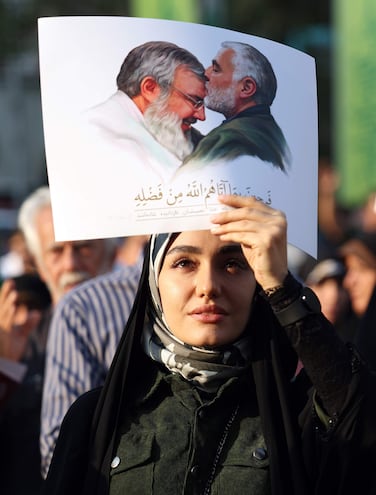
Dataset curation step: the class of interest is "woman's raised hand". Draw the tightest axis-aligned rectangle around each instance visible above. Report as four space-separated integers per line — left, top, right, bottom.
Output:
210 195 288 291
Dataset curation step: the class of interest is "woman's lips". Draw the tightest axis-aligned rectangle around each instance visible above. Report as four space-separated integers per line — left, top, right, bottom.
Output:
189 305 227 323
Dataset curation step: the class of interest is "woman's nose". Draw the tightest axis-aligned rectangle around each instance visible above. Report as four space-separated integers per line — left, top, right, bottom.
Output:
195 265 220 298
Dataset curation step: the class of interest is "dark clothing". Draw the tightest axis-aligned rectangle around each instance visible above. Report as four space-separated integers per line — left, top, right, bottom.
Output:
190 126 205 148
0 307 52 495
354 285 376 371
182 105 291 172
42 253 376 495
111 362 269 495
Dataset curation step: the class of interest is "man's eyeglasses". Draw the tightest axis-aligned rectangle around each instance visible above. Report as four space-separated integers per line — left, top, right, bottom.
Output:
172 86 205 110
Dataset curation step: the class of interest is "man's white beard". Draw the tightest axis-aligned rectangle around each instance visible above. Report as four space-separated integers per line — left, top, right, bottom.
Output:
144 98 194 161
205 83 237 119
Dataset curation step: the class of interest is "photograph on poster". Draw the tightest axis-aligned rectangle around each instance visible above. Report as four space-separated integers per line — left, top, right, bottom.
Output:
38 16 317 256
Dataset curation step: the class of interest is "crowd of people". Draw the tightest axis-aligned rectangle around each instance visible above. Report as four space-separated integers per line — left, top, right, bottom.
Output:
0 38 375 495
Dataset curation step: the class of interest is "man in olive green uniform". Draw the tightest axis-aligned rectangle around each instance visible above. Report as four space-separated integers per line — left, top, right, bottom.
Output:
180 41 291 173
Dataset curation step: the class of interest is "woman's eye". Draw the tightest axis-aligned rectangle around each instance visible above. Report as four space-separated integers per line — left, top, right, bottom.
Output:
225 259 248 272
171 258 195 269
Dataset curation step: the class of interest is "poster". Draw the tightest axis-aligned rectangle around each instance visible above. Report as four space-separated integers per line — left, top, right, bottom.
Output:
38 16 317 256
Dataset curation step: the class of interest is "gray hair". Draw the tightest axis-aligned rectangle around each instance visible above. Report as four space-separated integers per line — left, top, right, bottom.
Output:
18 186 51 261
221 41 277 106
18 186 118 263
116 41 206 98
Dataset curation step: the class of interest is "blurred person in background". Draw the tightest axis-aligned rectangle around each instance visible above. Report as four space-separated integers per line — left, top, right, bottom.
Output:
292 255 355 377
0 185 117 495
0 272 51 365
0 228 36 280
339 231 376 370
303 257 355 342
17 187 117 307
40 235 146 478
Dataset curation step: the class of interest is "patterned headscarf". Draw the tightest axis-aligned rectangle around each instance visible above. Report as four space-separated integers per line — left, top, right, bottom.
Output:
141 233 254 392
42 233 308 495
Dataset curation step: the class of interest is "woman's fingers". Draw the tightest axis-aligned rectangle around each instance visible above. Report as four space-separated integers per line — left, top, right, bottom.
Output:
211 195 288 289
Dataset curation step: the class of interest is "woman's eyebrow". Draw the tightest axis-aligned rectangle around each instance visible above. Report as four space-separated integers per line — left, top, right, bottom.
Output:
165 245 202 256
219 244 243 255
166 244 242 257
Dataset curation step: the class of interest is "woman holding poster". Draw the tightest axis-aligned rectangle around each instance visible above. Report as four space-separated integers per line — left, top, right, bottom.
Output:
42 195 376 495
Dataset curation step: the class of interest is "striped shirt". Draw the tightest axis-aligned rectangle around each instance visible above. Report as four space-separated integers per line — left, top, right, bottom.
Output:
40 262 141 478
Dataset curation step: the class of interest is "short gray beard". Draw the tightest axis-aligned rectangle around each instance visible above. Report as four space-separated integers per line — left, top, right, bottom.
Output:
205 82 237 119
45 270 91 303
59 271 91 291
144 97 194 161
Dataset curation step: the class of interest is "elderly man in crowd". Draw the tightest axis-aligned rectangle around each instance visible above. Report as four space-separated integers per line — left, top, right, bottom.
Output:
40 236 146 479
0 186 117 495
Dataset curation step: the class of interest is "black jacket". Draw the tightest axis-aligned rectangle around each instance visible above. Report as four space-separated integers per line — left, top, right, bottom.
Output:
41 261 376 495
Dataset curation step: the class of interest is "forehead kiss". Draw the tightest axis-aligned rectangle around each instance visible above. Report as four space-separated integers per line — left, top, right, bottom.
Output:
165 67 207 130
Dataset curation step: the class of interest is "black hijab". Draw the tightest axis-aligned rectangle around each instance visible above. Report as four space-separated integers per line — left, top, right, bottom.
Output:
46 233 312 495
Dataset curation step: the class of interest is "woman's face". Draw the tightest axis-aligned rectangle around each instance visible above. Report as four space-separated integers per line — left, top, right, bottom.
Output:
158 230 256 348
